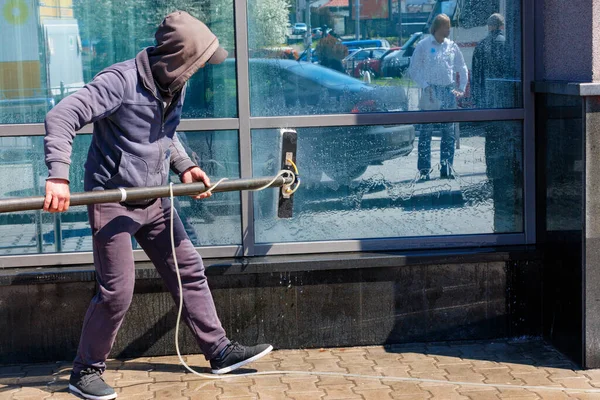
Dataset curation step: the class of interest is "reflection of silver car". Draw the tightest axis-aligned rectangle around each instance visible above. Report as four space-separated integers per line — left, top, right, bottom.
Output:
381 32 423 78
245 60 415 184
299 124 415 183
293 23 307 35
246 59 410 115
188 59 415 185
254 123 415 187
254 59 415 183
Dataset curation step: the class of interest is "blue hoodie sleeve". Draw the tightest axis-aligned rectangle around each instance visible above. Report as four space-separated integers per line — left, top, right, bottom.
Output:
44 70 126 182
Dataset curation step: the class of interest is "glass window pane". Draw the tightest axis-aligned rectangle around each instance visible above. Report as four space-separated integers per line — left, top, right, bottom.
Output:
171 130 241 246
0 0 236 124
0 130 240 256
252 121 523 243
248 0 522 116
0 135 66 255
543 95 583 232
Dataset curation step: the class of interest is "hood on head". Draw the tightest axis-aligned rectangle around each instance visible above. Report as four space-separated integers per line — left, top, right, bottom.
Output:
148 10 228 96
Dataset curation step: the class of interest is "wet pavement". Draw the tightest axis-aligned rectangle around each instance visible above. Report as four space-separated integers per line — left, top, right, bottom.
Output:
3 339 600 399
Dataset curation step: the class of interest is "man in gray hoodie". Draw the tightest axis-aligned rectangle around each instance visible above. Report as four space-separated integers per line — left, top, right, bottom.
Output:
43 11 272 400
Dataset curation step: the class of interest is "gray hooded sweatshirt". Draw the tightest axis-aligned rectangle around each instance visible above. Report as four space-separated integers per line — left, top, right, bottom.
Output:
44 11 227 195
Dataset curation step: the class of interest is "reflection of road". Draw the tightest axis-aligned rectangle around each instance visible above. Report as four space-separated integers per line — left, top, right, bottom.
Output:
0 137 494 255
255 136 494 243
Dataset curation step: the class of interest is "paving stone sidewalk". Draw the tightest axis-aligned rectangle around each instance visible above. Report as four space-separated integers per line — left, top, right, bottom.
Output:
2 339 600 399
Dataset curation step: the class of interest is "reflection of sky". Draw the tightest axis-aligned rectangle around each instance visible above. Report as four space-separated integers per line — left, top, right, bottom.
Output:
441 0 457 17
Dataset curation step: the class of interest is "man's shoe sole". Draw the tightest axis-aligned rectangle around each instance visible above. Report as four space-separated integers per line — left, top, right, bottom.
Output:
211 345 273 375
69 384 118 400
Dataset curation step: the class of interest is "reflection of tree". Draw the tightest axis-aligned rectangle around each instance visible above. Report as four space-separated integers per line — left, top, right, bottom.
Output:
247 0 291 50
316 35 347 72
74 0 290 72
73 0 222 73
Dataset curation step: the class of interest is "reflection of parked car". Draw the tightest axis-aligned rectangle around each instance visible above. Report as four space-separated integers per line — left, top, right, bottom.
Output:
342 47 388 74
342 39 391 51
244 59 414 184
293 23 308 35
188 59 414 185
381 32 423 78
255 122 415 188
245 59 409 116
350 47 401 78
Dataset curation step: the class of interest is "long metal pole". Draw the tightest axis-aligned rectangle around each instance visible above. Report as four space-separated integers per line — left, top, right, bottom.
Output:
0 176 293 214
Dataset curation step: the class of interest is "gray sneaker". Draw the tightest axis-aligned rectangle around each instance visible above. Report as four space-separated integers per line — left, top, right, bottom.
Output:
210 341 273 374
68 368 117 400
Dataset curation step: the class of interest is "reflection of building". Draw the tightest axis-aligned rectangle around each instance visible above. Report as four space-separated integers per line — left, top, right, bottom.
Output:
406 0 434 12
320 0 426 40
39 0 74 18
1 0 42 100
320 0 348 35
0 0 83 121
296 0 330 24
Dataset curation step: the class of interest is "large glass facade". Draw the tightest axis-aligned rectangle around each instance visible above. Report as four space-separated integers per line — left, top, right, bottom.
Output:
0 130 241 255
0 0 529 263
248 0 522 116
252 121 523 243
173 130 242 246
0 0 236 124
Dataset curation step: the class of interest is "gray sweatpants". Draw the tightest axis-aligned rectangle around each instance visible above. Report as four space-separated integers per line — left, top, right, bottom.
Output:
73 197 229 374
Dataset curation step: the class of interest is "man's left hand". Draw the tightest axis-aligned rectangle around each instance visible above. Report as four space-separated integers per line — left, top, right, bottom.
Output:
180 166 212 200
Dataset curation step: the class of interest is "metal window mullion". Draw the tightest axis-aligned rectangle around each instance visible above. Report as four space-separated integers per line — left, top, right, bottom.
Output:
0 118 241 137
253 234 526 256
0 230 524 267
249 108 525 129
0 124 48 136
0 245 244 268
174 118 240 131
522 0 536 244
234 0 255 257
0 109 526 138
533 0 545 81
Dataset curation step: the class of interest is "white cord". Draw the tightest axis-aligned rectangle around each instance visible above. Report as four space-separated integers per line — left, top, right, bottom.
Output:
166 183 600 394
203 170 296 196
252 170 296 192
169 171 296 379
170 182 200 377
203 178 227 195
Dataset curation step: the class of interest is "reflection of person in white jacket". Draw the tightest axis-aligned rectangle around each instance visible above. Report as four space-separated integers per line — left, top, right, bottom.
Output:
409 14 468 180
